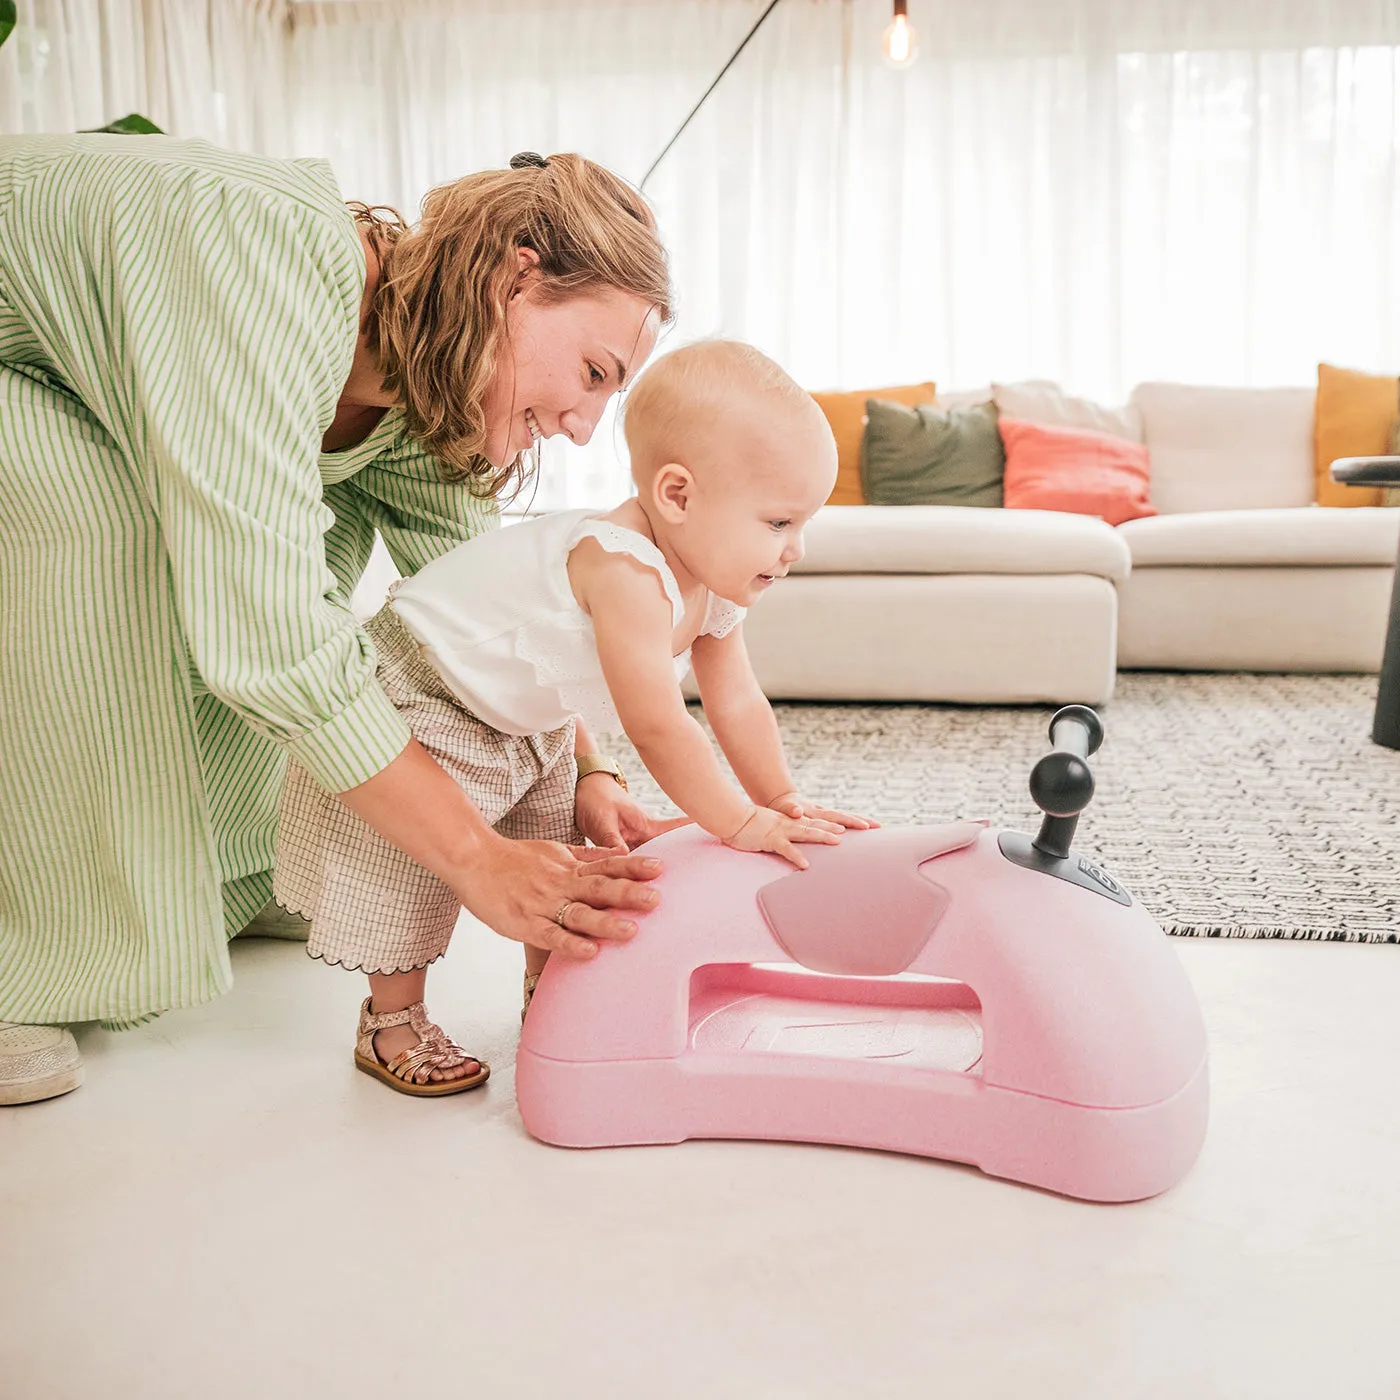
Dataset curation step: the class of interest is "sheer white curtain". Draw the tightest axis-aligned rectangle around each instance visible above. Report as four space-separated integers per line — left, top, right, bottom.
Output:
0 0 288 145
284 0 1400 505
7 0 1400 506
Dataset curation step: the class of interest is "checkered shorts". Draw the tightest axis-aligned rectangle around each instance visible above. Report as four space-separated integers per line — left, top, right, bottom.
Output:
274 606 581 975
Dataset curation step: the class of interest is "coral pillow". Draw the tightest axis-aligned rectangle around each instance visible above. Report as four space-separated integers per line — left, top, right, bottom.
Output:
999 416 1156 525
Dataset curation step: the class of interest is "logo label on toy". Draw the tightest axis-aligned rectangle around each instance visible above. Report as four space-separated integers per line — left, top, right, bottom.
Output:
995 831 1134 906
1077 857 1124 898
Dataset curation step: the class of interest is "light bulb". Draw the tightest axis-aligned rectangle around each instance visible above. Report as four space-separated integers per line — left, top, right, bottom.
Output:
881 10 919 69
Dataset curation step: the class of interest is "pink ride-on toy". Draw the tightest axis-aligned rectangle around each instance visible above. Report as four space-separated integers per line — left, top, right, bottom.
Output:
517 706 1209 1202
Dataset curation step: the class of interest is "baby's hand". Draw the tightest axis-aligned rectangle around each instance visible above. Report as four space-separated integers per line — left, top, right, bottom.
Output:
769 793 881 831
723 806 844 869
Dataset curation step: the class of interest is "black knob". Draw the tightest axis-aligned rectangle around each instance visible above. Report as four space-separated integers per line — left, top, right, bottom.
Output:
1029 751 1095 818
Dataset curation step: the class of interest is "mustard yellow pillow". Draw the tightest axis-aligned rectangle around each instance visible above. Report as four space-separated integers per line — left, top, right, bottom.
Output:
1314 363 1394 507
811 381 936 505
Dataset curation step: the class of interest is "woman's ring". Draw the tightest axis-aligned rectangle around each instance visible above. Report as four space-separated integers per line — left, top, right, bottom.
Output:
554 901 575 928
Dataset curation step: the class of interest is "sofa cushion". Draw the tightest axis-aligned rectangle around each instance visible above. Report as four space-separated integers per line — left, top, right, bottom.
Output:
993 380 1143 442
1130 383 1314 514
1118 506 1400 567
1314 362 1392 508
811 381 936 507
1000 417 1156 526
861 399 1004 507
794 505 1131 582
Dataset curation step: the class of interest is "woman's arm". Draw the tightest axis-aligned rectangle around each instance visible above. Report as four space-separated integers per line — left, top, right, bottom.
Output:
322 442 501 597
570 716 693 850
339 737 661 957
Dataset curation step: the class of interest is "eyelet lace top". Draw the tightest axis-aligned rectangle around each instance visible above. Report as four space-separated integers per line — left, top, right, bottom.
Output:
388 508 746 738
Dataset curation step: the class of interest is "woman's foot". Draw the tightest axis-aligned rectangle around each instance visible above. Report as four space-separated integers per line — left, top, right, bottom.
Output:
0 1022 83 1105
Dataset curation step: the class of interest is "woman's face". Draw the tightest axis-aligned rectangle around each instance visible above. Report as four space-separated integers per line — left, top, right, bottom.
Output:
480 259 662 469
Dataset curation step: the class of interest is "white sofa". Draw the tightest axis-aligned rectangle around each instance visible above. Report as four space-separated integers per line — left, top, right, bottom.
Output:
1116 383 1397 672
738 506 1129 706
738 382 1400 706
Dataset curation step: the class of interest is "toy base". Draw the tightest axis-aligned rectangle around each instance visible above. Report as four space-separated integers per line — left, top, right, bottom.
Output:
516 965 1208 1203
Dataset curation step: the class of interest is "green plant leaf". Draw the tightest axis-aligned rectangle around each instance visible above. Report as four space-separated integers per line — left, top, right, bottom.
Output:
82 113 164 135
1 0 17 51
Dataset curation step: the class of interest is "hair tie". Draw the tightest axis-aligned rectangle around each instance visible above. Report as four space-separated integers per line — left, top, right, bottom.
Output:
509 152 548 170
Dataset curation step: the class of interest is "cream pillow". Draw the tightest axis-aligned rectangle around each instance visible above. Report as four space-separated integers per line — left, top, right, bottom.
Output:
933 384 995 410
1130 382 1315 514
992 380 1143 443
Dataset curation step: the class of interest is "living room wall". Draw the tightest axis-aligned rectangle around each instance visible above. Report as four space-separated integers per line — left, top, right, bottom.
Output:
5 0 1400 505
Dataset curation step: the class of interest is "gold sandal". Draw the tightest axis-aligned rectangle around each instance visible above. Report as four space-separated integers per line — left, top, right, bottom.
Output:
353 998 490 1098
521 973 540 1024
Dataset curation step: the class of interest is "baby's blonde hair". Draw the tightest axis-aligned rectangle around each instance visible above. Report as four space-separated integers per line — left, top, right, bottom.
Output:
622 339 819 480
355 153 673 495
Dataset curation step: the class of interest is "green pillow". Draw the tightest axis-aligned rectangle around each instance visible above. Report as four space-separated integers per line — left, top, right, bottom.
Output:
860 398 1005 507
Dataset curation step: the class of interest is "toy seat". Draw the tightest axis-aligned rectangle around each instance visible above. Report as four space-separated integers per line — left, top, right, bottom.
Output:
517 709 1209 1202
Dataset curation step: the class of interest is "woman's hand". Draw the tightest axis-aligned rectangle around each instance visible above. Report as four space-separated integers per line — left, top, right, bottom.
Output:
462 833 664 960
574 771 692 851
722 806 845 870
768 792 880 831
339 739 666 959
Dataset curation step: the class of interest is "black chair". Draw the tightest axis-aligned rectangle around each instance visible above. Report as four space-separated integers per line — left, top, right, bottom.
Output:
1329 457 1400 748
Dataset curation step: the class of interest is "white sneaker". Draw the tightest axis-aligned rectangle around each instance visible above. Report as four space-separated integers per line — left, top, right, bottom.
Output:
0 1022 84 1105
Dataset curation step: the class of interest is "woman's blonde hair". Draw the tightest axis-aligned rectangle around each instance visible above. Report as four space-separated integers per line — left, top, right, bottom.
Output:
352 152 673 494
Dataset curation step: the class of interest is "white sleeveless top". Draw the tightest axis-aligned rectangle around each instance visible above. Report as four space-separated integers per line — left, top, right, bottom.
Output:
387 508 746 738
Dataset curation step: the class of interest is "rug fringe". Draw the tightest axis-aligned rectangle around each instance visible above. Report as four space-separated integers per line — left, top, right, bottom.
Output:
1166 924 1397 943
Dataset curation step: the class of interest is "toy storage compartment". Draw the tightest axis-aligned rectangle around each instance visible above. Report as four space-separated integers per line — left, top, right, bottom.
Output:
687 963 984 1074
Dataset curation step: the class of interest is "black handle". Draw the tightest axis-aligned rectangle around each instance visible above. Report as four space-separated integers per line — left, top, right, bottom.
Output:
1046 703 1104 759
1329 455 1400 487
1029 706 1104 859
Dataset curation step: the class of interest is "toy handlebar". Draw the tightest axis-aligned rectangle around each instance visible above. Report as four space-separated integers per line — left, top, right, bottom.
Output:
1030 705 1104 859
1047 704 1104 759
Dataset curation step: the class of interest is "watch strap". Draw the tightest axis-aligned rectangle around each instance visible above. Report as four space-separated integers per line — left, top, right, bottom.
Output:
575 753 628 791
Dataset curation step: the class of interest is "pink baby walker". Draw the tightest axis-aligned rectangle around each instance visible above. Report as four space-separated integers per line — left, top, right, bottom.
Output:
517 707 1209 1201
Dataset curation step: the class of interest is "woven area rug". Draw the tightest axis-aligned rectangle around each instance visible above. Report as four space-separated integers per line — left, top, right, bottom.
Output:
619 673 1400 942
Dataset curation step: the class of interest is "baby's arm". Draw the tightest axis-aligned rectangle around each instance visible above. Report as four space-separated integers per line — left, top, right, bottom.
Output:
689 625 795 808
691 625 879 833
578 542 754 840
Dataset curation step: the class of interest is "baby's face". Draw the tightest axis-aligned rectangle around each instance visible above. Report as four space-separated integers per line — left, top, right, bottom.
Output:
680 405 837 606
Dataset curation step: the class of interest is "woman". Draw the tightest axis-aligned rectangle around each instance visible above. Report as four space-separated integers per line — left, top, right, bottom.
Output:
0 136 674 1104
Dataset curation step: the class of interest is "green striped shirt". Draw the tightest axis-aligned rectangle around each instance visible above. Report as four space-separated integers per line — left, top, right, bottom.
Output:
0 135 495 1022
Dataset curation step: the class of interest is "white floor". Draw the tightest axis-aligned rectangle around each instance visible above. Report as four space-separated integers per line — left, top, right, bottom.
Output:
3 923 1399 1400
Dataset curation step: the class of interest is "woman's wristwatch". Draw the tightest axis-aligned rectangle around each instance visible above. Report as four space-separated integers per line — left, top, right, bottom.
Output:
575 753 628 792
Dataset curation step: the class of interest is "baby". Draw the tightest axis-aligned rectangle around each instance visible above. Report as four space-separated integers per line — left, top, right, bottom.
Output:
275 339 874 1097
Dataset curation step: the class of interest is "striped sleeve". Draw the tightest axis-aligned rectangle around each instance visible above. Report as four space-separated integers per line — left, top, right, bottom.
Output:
1 142 410 792
323 439 502 592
